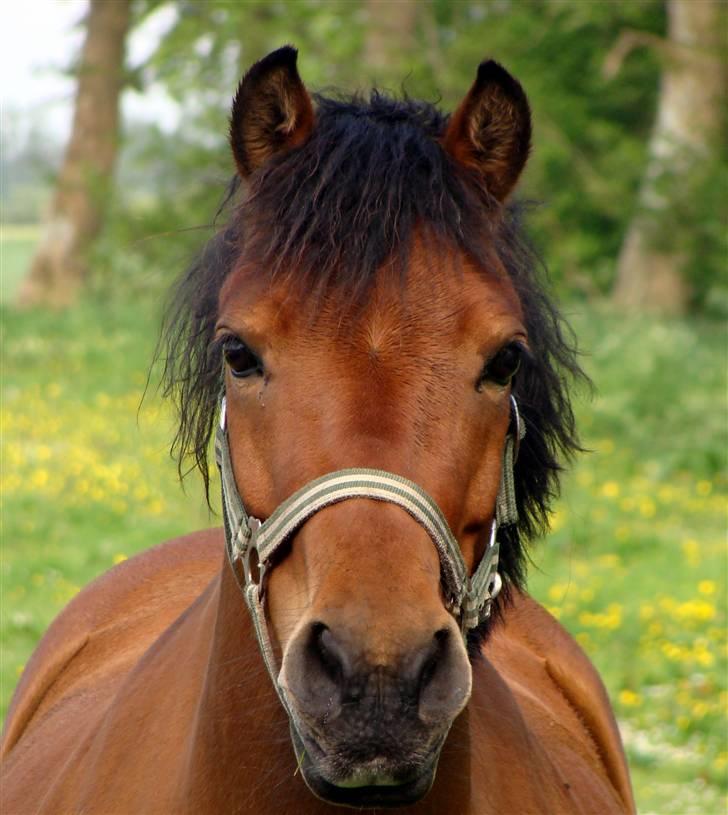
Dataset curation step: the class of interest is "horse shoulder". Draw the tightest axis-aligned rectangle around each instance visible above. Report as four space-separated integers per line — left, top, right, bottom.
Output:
486 591 636 814
1 529 223 759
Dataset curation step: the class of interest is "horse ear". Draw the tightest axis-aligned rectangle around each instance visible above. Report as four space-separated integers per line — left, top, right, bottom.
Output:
230 46 315 177
443 60 531 202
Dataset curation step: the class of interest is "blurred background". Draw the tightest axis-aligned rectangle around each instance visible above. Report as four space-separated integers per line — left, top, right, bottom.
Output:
1 1 725 812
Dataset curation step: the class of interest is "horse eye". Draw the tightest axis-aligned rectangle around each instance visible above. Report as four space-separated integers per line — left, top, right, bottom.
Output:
223 338 262 379
479 342 523 389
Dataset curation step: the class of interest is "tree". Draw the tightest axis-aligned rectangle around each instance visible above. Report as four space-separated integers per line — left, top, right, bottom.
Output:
17 0 131 308
607 0 724 314
362 0 418 81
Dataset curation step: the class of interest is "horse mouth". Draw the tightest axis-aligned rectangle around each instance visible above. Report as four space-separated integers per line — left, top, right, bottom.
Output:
290 723 440 808
305 769 436 809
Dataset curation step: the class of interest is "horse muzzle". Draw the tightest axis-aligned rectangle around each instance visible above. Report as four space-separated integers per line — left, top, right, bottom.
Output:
280 618 469 808
286 690 448 809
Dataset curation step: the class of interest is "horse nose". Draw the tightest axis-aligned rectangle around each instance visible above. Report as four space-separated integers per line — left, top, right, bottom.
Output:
281 620 471 723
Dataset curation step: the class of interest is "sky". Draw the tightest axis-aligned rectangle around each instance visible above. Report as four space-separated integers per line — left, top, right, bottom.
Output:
1 1 85 140
1 0 179 149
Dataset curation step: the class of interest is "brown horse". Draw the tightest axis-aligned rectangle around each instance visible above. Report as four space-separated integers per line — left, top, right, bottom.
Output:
1 48 635 814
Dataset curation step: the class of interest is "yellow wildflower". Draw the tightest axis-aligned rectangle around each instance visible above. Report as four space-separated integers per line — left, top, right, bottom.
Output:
692 701 708 719
673 600 716 623
618 689 642 707
146 499 164 515
546 605 562 619
548 583 569 602
681 539 700 567
698 580 716 596
696 480 712 496
639 497 656 518
696 649 715 668
31 469 48 488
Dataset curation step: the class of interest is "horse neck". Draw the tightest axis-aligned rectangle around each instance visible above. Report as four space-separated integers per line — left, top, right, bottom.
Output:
179 561 474 814
177 562 292 811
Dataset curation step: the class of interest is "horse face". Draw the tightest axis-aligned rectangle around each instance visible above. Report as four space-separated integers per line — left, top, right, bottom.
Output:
218 47 531 807
217 243 524 805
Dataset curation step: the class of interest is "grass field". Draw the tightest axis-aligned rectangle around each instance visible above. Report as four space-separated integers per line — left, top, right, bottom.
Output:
1 225 40 304
1 229 726 813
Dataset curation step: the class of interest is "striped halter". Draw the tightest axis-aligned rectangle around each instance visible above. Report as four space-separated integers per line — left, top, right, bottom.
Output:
215 396 524 710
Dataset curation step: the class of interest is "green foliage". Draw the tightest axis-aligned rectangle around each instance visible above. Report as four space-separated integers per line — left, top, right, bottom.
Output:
98 0 699 307
6 1 723 311
0 121 61 224
644 140 728 316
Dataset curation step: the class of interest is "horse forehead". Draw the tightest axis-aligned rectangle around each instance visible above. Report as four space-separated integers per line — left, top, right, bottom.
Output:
218 248 523 347
362 259 522 348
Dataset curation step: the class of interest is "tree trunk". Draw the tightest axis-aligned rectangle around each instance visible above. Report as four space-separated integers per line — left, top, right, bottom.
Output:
612 0 723 314
17 0 131 308
363 0 418 81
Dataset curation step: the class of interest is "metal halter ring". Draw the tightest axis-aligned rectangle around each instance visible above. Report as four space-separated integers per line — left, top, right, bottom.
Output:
219 396 227 431
241 518 264 587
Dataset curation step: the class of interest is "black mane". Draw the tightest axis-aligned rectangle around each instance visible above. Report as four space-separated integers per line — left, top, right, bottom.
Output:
160 91 586 651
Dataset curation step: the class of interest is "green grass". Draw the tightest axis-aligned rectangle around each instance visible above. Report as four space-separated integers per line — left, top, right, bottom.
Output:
525 309 727 814
1 280 726 813
0 225 39 304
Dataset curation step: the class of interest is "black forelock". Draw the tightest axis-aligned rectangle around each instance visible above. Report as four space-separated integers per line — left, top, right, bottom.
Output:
238 91 501 305
159 90 587 645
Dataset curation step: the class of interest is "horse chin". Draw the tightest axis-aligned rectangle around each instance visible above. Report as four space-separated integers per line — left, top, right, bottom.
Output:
289 723 440 809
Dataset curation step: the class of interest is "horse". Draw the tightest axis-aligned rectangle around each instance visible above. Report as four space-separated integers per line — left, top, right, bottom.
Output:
1 47 635 814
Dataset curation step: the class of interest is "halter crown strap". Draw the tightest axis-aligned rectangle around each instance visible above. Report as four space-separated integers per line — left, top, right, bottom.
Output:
497 396 525 526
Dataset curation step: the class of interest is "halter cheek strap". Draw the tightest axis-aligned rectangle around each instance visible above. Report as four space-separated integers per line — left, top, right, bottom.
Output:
215 396 525 708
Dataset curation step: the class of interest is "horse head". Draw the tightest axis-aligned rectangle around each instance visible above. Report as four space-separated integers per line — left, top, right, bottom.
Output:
162 46 582 809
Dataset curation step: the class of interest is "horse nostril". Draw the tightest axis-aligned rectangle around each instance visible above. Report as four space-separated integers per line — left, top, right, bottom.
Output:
417 627 471 724
404 628 450 696
308 622 349 684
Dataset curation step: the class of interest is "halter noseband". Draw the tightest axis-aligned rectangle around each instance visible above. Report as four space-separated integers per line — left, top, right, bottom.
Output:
215 396 524 711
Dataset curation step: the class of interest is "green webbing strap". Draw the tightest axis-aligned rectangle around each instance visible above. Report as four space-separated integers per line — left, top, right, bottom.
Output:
496 399 526 526
214 396 523 698
219 472 290 711
253 469 466 606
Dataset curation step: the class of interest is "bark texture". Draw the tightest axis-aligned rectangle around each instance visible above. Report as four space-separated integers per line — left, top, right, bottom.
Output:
612 0 724 314
363 0 418 79
18 0 131 308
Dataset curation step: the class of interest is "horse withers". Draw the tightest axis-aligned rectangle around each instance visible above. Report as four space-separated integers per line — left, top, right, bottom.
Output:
1 48 635 814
